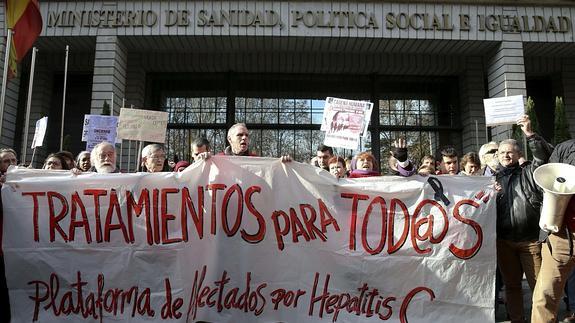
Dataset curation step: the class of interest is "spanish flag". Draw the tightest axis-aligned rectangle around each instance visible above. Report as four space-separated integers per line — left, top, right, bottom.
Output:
5 0 42 78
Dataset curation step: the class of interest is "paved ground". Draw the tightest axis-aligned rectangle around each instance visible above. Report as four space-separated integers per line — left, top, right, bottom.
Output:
496 279 570 322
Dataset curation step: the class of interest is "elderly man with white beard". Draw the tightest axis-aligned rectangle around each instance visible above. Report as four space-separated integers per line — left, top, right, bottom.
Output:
90 142 119 173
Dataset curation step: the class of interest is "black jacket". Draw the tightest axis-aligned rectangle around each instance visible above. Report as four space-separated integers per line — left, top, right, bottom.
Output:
496 134 553 241
549 139 575 166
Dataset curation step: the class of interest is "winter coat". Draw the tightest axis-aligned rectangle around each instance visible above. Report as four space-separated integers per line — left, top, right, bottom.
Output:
496 134 553 241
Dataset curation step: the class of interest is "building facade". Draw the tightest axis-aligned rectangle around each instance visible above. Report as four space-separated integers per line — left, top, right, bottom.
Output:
2 0 575 170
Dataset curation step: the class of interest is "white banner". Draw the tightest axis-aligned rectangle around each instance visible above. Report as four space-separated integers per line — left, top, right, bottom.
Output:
117 108 168 143
321 97 373 150
2 158 495 322
30 116 48 148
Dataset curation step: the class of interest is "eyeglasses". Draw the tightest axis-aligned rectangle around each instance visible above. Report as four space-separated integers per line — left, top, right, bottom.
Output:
98 153 115 160
487 149 498 154
148 154 165 161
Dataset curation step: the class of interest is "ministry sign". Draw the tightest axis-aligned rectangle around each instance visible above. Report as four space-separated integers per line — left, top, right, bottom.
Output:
45 7 571 33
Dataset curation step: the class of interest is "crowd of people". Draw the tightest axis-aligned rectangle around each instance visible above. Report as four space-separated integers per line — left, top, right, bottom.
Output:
1 117 575 322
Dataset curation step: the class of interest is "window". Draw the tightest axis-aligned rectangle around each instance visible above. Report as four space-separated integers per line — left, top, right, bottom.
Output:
163 96 227 162
158 74 459 170
378 99 439 173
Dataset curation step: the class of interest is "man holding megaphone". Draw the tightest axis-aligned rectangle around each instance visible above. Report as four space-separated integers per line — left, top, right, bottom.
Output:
532 138 575 323
495 114 553 323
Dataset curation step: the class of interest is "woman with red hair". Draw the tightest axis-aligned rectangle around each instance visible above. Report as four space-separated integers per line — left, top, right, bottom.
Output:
349 152 380 178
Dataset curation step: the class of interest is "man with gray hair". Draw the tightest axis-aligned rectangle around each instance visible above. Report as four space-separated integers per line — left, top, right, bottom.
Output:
221 123 257 156
141 143 167 172
219 123 292 162
495 114 552 322
0 148 17 175
90 142 118 173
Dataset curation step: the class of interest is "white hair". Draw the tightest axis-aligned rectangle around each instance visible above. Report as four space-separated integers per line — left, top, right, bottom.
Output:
227 123 248 138
91 142 116 173
141 144 165 158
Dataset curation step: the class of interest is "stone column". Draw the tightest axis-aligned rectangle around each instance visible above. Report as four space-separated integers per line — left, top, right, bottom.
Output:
91 35 127 115
486 38 527 142
459 56 487 153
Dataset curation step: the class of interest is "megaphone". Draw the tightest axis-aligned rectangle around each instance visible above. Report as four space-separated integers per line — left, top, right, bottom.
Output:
534 163 575 233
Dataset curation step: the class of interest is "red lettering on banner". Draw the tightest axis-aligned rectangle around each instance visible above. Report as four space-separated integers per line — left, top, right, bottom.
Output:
18 183 486 260
308 272 410 322
410 199 448 255
340 192 370 251
272 199 339 251
271 210 289 250
207 184 226 235
221 184 243 237
84 189 107 243
47 191 69 242
160 188 182 245
399 287 435 323
69 192 91 243
126 189 150 244
22 191 46 241
342 194 482 258
25 266 440 322
152 189 160 244
361 196 387 255
181 186 204 240
241 185 265 243
28 271 155 321
318 199 340 235
270 287 306 310
299 204 326 241
186 266 267 321
449 199 483 259
344 195 412 255
104 189 130 243
161 278 183 319
290 207 311 243
387 199 409 254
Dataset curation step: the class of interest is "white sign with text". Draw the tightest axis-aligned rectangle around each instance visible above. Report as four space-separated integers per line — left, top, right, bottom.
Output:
322 97 373 150
483 95 525 126
117 108 169 143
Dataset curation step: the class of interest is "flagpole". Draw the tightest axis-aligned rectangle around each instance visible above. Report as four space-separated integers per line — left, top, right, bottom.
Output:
59 45 69 151
119 98 125 169
136 141 143 172
21 47 38 165
475 120 479 152
0 29 13 143
127 104 133 172
30 147 36 167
